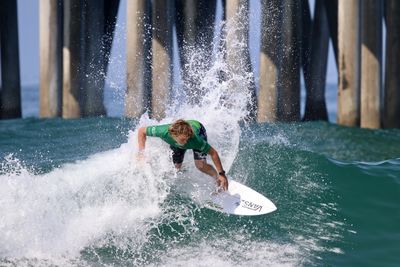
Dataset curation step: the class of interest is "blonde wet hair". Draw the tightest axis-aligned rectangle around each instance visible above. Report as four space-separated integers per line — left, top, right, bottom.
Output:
169 119 194 138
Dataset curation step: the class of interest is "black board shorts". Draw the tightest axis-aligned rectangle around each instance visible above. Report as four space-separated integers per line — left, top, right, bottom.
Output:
170 124 208 164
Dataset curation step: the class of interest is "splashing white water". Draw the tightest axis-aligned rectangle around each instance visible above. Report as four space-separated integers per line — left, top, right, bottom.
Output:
151 234 303 267
0 144 170 260
0 11 259 266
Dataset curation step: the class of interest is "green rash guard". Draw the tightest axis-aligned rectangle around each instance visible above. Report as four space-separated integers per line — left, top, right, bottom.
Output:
145 120 211 153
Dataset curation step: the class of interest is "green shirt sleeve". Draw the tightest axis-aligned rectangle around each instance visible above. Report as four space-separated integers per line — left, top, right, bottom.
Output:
145 124 170 137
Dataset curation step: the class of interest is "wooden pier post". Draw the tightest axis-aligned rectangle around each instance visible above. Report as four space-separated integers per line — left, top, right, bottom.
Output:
0 0 21 119
383 0 400 128
175 0 197 49
175 0 216 104
220 0 226 69
151 0 174 120
126 0 152 118
175 0 216 52
226 0 257 121
301 0 312 92
337 0 361 126
40 0 63 118
278 0 301 122
62 0 83 118
103 0 120 78
82 0 106 117
325 0 338 67
303 0 329 121
258 0 282 123
360 0 382 129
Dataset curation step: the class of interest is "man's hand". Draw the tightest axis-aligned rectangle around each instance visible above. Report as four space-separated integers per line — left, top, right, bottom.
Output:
217 174 228 191
208 147 228 191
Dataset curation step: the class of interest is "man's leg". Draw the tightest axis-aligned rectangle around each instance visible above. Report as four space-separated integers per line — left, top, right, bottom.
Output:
174 163 183 169
171 146 186 169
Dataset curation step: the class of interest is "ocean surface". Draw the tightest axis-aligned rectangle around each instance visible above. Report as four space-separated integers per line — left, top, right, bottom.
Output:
1 82 400 267
1 23 400 265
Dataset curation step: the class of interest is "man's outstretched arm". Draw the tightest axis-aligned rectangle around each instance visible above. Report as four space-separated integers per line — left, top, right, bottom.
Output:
208 147 229 191
138 127 147 152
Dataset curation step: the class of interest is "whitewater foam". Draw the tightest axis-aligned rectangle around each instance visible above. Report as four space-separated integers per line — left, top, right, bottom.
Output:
151 234 303 267
1 8 259 265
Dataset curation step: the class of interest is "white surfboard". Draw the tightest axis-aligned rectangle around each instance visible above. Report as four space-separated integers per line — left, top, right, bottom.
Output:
204 179 277 216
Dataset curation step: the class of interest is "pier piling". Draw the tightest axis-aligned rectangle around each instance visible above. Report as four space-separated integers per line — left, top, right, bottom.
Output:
226 0 257 121
81 0 106 117
360 0 383 129
337 0 361 126
103 0 120 78
278 0 301 122
175 0 216 104
126 0 152 118
257 0 282 123
151 0 174 120
0 0 21 119
325 0 338 67
303 0 329 121
383 0 400 128
40 0 63 118
62 0 83 118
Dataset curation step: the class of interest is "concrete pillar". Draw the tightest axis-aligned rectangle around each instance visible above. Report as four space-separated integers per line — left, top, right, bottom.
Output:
151 0 174 120
360 0 382 129
175 0 216 104
383 0 400 128
220 0 226 63
175 0 196 48
325 0 338 67
196 1 216 49
62 0 82 118
303 0 329 121
82 0 106 117
103 0 120 78
278 0 301 122
126 0 152 117
301 0 312 80
226 0 256 121
175 0 216 48
337 0 361 126
40 0 63 118
0 0 21 119
175 0 197 103
258 0 282 123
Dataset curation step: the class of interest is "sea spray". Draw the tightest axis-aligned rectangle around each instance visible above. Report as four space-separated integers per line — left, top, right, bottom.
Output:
130 13 256 210
0 144 171 262
0 10 262 266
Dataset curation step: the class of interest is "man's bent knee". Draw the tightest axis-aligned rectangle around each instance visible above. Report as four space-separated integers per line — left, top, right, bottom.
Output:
175 163 183 169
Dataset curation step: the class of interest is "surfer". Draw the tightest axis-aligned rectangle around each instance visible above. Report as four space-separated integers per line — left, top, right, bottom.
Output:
137 119 229 191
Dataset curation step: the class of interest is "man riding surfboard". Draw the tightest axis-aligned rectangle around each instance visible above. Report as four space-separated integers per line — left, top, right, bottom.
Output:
137 119 229 191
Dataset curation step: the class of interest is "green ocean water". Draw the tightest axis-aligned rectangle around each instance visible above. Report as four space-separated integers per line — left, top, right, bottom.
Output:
1 115 399 266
